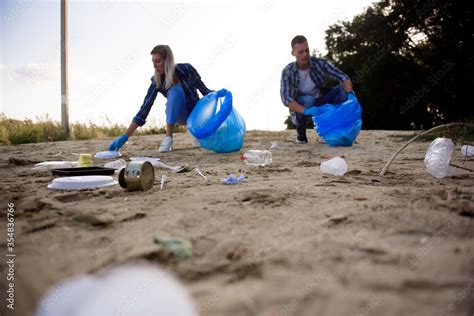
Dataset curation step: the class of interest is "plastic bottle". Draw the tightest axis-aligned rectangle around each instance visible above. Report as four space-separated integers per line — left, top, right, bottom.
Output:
320 156 348 176
104 159 127 170
461 145 473 157
240 150 272 166
424 137 454 178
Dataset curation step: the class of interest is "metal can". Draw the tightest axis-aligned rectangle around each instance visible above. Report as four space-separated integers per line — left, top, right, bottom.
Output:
118 161 155 191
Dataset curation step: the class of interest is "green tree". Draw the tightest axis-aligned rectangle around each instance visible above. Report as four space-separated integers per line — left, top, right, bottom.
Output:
325 0 473 129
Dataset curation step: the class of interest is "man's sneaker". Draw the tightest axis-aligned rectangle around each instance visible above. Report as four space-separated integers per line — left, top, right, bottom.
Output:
295 138 308 144
159 136 173 152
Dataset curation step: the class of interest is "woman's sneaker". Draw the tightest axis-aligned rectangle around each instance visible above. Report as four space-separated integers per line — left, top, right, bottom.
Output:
159 136 173 152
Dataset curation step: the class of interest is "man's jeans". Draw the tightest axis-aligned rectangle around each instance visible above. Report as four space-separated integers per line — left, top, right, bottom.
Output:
290 84 348 142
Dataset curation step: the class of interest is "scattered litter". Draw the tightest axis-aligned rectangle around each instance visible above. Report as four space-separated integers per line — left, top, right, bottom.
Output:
47 176 117 190
130 156 161 167
241 150 272 166
354 196 368 201
270 142 278 149
160 175 166 190
104 159 127 170
52 167 115 177
194 168 208 181
221 174 245 185
154 236 192 260
461 145 473 157
154 161 186 173
95 151 121 159
32 161 78 171
34 264 197 316
320 157 348 176
424 137 454 178
119 161 155 191
52 151 63 156
77 154 93 167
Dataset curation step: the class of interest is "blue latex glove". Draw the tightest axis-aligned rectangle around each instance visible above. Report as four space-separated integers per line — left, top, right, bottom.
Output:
108 134 128 151
303 106 322 116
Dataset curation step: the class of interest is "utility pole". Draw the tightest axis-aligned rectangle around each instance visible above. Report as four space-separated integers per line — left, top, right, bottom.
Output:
60 0 69 138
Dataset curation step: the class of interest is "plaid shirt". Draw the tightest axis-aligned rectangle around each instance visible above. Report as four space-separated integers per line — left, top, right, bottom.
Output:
280 57 349 106
133 63 212 126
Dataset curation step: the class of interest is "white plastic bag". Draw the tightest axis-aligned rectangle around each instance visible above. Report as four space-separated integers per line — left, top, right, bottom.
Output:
424 137 454 178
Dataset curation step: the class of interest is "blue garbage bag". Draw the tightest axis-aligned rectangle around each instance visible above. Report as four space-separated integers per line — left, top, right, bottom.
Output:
312 93 362 146
188 89 246 153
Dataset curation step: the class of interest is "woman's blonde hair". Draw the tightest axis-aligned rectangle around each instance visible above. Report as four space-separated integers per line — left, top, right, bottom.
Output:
150 45 176 90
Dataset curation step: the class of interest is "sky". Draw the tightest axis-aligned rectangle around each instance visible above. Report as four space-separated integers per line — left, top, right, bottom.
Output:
0 0 375 131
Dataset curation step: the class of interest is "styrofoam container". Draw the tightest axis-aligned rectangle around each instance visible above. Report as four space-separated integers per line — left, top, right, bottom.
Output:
47 176 117 190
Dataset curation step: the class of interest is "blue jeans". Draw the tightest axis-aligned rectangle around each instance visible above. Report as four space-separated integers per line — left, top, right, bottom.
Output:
290 84 347 141
166 84 194 125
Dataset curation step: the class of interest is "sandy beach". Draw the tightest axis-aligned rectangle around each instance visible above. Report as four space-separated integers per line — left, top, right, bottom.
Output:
0 130 473 316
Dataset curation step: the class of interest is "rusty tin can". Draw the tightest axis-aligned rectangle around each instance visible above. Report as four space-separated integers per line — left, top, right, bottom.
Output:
118 161 155 191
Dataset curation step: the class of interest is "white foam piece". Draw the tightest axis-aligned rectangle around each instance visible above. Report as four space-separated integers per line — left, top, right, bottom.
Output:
35 264 197 316
95 151 122 159
47 176 117 190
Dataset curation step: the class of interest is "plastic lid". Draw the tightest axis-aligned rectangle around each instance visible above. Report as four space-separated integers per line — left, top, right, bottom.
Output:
47 176 118 190
129 157 161 167
95 151 122 159
33 161 78 171
187 89 233 139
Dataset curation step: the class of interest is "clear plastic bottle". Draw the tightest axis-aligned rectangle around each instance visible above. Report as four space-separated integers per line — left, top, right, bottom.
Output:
240 150 272 166
424 137 454 178
104 159 127 170
320 156 348 176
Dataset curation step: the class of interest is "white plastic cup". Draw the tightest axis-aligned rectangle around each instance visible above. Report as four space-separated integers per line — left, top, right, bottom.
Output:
461 145 474 157
320 156 348 176
77 154 93 167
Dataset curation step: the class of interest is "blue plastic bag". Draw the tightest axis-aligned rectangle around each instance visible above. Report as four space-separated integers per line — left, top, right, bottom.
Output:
187 89 246 153
312 93 362 146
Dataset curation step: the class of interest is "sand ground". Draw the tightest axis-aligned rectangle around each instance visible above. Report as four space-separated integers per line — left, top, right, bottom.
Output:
0 130 473 316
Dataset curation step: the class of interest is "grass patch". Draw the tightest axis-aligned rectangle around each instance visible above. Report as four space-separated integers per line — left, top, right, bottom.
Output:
0 115 185 145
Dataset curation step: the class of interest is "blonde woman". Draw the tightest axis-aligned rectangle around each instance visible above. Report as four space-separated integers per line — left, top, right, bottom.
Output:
109 45 213 152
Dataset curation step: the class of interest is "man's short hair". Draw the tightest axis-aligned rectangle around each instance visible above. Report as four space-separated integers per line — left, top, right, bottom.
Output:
291 35 307 48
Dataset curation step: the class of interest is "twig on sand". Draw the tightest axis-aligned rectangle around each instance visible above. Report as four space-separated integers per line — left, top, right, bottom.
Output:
379 123 466 176
449 163 474 172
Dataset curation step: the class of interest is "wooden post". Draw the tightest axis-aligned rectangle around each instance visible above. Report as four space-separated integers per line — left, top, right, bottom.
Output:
60 0 69 138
